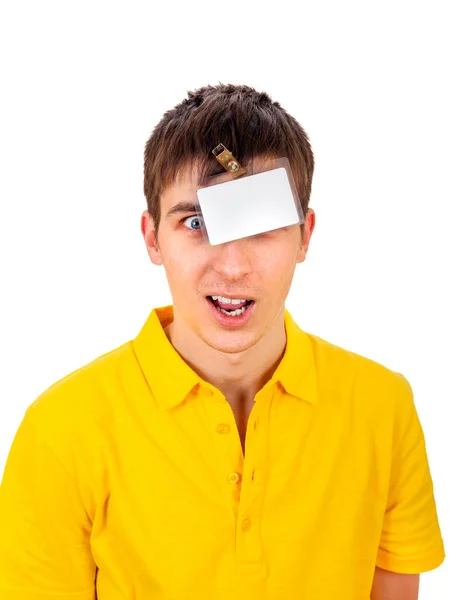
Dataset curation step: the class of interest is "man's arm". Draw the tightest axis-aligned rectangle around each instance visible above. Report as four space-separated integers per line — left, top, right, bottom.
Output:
374 374 445 580
370 566 419 600
0 407 96 599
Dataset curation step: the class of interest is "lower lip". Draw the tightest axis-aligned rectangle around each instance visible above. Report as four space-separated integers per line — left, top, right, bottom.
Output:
206 297 256 328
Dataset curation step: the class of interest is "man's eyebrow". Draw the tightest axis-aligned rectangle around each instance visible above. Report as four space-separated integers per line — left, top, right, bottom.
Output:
165 201 200 220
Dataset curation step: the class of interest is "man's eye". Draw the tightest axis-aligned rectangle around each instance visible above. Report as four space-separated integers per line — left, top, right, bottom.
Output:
181 215 204 231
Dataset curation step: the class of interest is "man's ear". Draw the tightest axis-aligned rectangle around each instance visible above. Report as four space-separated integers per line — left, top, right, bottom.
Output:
141 210 163 266
296 208 315 264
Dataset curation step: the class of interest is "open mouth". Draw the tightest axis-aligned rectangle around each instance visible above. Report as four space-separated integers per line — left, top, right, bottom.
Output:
206 296 255 317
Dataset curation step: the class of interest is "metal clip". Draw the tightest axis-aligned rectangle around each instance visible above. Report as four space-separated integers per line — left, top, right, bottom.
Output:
212 144 247 178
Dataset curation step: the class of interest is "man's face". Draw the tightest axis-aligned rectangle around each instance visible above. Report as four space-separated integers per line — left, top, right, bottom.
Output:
141 159 315 355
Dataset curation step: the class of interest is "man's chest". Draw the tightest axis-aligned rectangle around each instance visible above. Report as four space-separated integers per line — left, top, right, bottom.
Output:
230 402 254 456
89 393 390 598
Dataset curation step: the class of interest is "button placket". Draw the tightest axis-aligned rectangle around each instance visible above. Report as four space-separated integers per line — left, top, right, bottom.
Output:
204 394 244 517
235 387 274 568
242 407 262 488
227 471 241 485
216 423 231 435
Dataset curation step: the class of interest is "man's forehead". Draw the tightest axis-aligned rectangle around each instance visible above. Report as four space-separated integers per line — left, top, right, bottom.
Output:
173 155 279 193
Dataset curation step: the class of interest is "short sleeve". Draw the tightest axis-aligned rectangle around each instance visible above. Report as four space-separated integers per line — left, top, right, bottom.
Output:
376 374 446 574
0 407 97 599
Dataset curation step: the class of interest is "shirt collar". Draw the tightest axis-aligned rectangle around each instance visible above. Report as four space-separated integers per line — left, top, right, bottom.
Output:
132 305 318 410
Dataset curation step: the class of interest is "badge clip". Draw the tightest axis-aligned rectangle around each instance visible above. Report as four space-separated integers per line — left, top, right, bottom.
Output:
212 144 247 179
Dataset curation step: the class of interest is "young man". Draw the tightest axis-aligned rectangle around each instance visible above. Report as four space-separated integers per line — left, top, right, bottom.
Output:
0 84 445 599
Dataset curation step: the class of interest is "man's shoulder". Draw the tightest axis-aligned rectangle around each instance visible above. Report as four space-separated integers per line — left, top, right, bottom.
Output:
25 339 137 435
305 330 410 408
306 330 399 377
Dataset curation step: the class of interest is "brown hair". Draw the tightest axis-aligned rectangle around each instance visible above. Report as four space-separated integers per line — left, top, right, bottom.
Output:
143 83 315 238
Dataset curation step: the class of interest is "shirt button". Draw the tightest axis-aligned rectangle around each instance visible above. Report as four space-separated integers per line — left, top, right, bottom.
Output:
253 419 258 431
227 472 241 484
216 423 230 434
241 518 251 532
251 470 256 482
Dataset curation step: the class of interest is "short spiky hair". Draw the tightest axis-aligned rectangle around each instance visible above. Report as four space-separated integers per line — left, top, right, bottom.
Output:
143 83 315 236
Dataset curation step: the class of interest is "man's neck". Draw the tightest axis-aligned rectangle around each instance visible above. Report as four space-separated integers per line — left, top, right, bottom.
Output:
163 308 287 409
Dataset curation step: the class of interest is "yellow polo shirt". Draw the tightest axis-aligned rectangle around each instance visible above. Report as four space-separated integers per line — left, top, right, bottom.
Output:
0 305 445 599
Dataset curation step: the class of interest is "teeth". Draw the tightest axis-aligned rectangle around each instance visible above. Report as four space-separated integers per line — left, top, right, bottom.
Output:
216 305 249 316
211 295 248 305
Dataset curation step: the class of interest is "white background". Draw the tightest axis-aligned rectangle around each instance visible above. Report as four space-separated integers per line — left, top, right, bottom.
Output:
0 1 456 597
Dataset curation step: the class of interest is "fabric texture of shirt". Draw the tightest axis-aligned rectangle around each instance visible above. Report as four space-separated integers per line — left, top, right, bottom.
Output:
0 305 445 599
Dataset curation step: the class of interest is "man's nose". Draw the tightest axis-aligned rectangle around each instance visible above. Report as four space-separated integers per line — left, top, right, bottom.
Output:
210 238 251 279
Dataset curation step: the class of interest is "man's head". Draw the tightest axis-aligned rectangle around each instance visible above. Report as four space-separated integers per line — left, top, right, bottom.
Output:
141 83 316 355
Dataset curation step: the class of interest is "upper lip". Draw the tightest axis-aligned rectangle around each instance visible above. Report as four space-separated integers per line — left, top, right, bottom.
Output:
207 293 254 300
